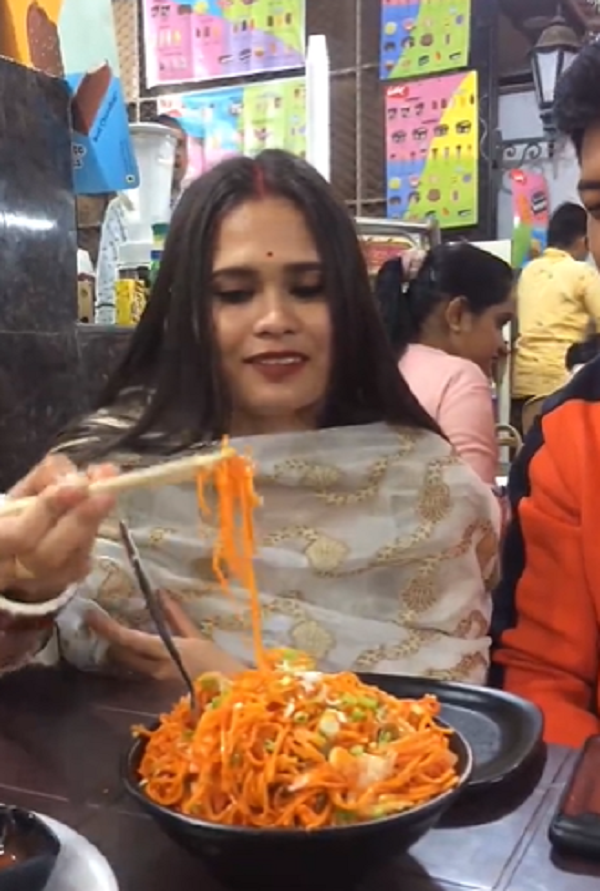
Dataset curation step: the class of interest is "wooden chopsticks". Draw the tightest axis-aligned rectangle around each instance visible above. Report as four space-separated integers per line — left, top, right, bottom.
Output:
0 449 233 519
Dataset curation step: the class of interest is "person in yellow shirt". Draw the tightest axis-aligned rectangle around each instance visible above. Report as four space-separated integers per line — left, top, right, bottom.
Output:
512 202 600 416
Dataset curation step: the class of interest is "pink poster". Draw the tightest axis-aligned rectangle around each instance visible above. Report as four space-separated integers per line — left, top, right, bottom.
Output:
142 0 305 88
386 71 478 228
510 170 550 229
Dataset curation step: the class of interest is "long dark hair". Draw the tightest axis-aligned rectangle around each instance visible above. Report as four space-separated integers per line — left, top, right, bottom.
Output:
374 242 514 357
60 150 442 461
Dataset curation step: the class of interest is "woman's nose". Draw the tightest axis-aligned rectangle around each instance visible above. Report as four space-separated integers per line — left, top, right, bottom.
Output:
254 294 297 335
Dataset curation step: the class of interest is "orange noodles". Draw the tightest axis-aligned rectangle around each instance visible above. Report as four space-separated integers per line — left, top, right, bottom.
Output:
135 439 460 829
136 654 459 828
194 439 265 669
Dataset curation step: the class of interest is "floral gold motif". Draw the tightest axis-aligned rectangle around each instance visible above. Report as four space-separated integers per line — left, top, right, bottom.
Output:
422 651 489 682
290 619 335 659
417 462 452 523
304 534 349 574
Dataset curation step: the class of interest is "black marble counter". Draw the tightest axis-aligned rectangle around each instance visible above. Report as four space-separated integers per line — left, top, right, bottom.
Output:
0 60 132 489
76 323 132 403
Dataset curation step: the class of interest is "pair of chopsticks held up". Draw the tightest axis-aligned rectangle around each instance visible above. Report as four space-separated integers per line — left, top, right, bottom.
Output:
0 451 230 520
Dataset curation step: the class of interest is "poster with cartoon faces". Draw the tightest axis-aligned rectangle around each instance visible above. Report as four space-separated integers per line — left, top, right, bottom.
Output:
385 71 478 229
380 0 471 81
143 0 305 88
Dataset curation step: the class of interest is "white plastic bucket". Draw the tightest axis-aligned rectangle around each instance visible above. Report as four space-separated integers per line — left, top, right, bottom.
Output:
125 123 177 240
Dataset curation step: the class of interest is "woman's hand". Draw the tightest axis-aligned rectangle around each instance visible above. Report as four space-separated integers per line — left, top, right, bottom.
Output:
0 456 116 603
85 592 245 680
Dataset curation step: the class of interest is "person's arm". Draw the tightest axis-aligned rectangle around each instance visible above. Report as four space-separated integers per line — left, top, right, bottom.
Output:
437 364 498 486
95 198 126 318
494 408 599 747
580 265 600 327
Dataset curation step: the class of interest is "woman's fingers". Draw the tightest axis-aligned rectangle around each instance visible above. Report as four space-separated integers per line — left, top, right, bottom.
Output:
86 610 169 661
0 480 88 562
85 610 185 680
22 490 115 575
8 455 77 499
107 647 160 677
159 592 202 639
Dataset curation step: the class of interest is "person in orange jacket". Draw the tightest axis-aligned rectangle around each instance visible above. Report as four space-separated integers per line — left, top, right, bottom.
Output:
493 41 600 748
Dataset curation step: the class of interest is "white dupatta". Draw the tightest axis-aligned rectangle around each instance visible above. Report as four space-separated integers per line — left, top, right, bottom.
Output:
55 423 500 684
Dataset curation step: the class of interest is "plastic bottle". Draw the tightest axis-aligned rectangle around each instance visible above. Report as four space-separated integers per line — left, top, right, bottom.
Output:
115 242 151 326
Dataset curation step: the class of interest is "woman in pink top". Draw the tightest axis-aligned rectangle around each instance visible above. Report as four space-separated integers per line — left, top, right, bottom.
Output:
374 243 515 485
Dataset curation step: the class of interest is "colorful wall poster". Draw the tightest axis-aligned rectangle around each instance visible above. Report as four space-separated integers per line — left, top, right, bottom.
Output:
159 86 244 176
380 0 471 81
142 0 305 88
0 0 138 194
158 76 306 180
510 169 550 267
242 79 306 157
385 70 478 229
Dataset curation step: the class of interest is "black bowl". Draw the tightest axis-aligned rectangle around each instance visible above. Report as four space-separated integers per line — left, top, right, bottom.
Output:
123 717 472 890
0 806 60 891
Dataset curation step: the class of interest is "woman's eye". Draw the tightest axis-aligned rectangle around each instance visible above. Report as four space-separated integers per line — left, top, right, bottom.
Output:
292 284 323 300
215 290 253 304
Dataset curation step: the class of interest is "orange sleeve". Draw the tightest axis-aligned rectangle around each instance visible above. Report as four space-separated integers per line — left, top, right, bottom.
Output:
495 405 600 748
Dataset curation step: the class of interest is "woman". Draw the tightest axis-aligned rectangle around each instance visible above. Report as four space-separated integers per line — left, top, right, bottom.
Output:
374 245 515 486
23 151 497 684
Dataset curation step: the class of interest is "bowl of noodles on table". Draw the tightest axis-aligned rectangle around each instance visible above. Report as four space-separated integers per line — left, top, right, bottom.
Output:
124 445 472 888
123 649 472 889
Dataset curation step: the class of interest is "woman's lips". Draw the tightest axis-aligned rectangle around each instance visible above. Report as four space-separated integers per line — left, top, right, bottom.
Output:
245 352 308 382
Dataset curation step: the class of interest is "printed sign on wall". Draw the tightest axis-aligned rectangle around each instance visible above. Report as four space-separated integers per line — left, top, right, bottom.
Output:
143 0 305 88
158 76 306 180
511 170 550 267
380 0 471 81
385 71 479 229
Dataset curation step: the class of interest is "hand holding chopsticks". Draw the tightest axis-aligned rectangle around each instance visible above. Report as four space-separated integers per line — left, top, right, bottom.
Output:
0 457 117 606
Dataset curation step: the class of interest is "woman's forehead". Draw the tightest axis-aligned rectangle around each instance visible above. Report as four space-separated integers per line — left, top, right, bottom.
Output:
212 197 319 269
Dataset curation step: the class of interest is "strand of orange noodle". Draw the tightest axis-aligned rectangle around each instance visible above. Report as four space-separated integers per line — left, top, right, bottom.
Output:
195 438 266 670
136 669 459 828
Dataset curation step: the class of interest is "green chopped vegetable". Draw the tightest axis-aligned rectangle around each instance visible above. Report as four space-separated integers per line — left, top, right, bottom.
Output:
264 740 276 753
371 805 387 819
334 809 357 825
378 724 400 744
293 712 309 724
350 708 367 722
200 676 220 691
281 649 301 663
357 695 378 710
349 745 365 756
340 693 358 706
